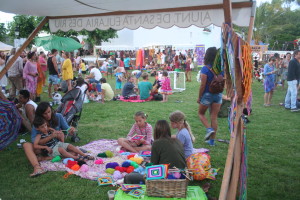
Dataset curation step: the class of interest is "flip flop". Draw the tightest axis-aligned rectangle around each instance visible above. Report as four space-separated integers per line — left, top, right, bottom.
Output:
30 168 47 178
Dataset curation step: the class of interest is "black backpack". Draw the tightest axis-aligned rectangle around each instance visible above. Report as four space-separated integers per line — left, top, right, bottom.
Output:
208 68 225 94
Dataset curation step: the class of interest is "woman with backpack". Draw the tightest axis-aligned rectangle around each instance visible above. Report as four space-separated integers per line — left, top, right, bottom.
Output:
197 47 224 146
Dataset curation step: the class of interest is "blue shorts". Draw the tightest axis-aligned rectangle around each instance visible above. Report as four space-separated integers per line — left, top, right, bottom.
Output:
89 78 99 84
49 75 60 85
116 81 122 89
200 92 222 106
136 71 142 79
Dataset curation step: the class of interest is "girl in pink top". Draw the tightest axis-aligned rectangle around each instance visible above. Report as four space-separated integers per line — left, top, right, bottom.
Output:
160 71 172 102
23 52 38 99
117 111 153 153
39 52 47 86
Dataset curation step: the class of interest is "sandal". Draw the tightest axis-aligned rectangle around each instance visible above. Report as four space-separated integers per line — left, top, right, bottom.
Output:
30 165 47 178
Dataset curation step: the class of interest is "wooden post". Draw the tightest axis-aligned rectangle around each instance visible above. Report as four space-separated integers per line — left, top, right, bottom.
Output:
223 0 233 27
0 17 48 80
247 1 256 43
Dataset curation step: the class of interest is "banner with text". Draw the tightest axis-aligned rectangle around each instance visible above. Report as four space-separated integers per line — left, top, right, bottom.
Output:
49 8 251 32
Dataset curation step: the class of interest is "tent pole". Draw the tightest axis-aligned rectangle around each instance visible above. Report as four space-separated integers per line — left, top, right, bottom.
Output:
247 1 256 43
0 17 49 80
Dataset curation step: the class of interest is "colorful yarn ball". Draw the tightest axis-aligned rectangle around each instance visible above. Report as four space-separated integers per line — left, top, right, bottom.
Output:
80 164 89 172
97 153 107 158
113 171 123 180
105 150 114 158
130 161 139 169
129 157 144 165
105 168 116 174
120 152 131 155
94 159 104 164
119 150 125 153
106 162 119 169
115 166 126 172
63 158 74 165
66 160 78 169
51 156 61 163
127 154 135 159
122 161 131 167
145 162 153 167
173 172 181 179
71 164 80 171
126 166 135 173
134 166 146 175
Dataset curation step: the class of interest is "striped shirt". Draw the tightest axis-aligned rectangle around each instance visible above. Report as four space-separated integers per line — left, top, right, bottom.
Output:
127 123 153 145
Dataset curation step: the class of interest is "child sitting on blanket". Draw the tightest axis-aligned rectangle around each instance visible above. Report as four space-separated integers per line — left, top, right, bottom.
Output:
33 116 94 161
169 110 195 159
117 111 153 153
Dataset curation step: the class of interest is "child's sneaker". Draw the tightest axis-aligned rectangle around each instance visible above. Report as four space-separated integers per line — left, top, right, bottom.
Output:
204 128 215 141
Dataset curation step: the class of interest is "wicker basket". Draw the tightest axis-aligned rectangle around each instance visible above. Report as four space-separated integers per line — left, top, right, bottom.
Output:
146 179 188 198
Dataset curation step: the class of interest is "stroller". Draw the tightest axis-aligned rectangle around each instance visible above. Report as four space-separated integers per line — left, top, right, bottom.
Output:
56 82 89 142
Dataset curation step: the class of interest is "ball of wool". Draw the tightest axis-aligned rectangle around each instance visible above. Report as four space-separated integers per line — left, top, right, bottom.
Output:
129 157 143 165
167 174 176 179
66 160 78 169
113 171 123 180
126 166 135 173
122 161 131 167
105 168 116 174
134 166 145 174
80 164 89 172
77 160 86 166
130 161 139 169
115 166 125 172
127 154 135 159
105 150 114 158
173 172 181 179
51 156 61 163
71 164 80 171
97 153 107 158
106 162 119 169
94 159 104 164
119 150 125 153
63 158 74 165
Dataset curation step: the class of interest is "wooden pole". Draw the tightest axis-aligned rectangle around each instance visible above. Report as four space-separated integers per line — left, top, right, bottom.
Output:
0 17 49 80
247 1 256 43
223 0 233 27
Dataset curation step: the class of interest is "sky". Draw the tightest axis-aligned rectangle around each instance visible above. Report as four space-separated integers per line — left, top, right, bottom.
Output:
0 0 273 25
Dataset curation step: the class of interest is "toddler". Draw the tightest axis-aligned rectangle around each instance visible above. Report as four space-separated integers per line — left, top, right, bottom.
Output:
160 71 172 102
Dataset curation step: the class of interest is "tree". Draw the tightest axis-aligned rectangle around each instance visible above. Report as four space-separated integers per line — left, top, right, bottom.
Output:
253 0 300 50
0 23 7 42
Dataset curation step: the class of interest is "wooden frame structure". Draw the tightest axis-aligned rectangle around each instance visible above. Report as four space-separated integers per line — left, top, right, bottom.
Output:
0 1 256 199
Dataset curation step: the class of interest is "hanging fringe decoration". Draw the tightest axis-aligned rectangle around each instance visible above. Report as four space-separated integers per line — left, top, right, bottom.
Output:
239 122 248 200
242 44 253 103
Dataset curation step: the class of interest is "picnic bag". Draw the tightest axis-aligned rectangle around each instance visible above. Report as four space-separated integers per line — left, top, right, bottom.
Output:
186 152 211 181
208 67 224 94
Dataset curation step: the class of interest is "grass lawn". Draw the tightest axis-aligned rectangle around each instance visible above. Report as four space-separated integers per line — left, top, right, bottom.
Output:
0 71 299 200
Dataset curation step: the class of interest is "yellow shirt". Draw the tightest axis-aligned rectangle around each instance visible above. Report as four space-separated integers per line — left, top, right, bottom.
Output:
101 83 114 101
62 58 73 81
81 63 86 71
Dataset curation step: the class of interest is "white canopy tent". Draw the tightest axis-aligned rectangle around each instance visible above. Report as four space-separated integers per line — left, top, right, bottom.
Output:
0 1 256 199
0 41 13 51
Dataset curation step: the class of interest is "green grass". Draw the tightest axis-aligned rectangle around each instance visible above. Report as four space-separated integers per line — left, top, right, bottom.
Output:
0 71 299 199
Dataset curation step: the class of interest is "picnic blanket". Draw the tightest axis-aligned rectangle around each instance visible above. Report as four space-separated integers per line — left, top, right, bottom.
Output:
119 96 149 103
40 139 209 181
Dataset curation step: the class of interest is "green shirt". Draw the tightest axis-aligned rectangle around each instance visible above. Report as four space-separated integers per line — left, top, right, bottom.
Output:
151 138 186 169
138 81 152 100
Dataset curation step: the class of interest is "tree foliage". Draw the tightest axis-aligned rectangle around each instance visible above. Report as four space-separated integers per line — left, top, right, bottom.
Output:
253 0 300 50
0 23 7 42
7 15 117 48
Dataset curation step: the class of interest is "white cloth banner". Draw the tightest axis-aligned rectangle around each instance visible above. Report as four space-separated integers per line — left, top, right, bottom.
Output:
49 8 251 32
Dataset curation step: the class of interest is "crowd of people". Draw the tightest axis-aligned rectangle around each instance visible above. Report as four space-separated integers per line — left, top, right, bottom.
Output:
0 46 226 179
257 50 300 111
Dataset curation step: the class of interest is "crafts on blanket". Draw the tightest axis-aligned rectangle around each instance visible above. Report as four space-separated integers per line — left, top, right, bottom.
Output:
98 176 114 186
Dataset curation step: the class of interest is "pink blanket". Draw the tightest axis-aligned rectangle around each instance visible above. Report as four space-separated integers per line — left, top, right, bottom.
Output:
119 96 149 103
40 139 209 181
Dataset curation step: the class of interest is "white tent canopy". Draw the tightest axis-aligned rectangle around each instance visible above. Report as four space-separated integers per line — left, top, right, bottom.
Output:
0 41 13 51
2 0 254 32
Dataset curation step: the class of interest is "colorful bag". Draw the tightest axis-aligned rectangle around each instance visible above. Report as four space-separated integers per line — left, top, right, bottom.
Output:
186 153 211 181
